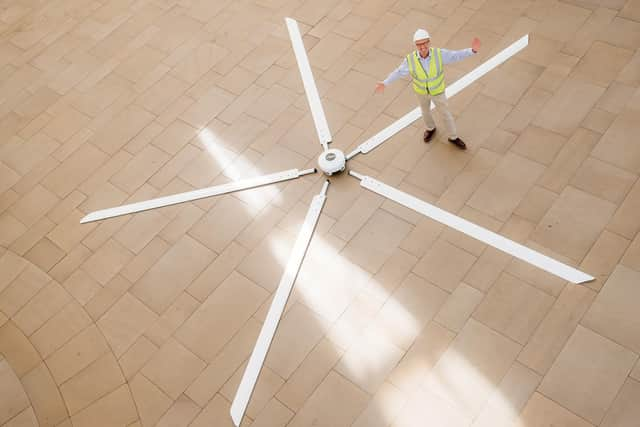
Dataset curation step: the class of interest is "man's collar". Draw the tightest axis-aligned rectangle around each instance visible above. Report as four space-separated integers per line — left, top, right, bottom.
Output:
417 48 431 59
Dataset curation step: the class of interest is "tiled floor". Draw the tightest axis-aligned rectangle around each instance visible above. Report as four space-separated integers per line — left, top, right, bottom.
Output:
1 0 639 426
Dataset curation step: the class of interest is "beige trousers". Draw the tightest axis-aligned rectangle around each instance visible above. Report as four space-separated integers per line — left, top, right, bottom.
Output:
416 92 457 139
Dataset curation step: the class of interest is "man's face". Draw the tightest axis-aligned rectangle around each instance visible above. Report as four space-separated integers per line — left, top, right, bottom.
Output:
415 39 430 57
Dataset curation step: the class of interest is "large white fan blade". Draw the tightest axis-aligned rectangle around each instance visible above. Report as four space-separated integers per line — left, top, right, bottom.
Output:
80 168 316 223
230 180 329 426
346 34 529 160
349 171 593 284
285 17 332 151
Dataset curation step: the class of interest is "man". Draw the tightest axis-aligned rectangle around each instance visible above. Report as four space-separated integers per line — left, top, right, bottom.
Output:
375 29 481 149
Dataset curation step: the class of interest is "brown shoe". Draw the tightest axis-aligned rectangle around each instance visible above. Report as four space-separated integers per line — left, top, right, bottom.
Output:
448 137 467 150
423 128 436 143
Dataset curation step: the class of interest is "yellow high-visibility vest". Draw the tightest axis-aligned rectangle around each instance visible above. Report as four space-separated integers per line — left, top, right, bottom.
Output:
406 48 445 95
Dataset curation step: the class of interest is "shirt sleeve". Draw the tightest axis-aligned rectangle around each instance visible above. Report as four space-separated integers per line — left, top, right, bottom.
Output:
440 48 475 65
383 57 410 86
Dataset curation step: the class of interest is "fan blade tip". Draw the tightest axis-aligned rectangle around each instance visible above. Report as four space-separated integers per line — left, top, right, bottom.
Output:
230 409 243 427
80 214 96 224
575 275 595 284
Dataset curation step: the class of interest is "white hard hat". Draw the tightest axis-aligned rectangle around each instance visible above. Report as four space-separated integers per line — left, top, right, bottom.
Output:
413 29 430 42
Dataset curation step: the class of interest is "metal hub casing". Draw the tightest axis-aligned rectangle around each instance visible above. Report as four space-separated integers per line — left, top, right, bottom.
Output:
317 148 346 175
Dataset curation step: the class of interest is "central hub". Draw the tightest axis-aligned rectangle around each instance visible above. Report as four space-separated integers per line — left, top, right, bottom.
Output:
317 148 346 176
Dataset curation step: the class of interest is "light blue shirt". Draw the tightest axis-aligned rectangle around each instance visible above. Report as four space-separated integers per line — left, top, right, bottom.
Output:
383 48 475 86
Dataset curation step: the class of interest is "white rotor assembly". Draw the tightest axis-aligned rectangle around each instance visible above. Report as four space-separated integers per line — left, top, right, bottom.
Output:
317 148 346 175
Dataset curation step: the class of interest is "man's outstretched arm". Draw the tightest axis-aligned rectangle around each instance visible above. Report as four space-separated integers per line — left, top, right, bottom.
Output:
375 57 409 94
441 37 481 64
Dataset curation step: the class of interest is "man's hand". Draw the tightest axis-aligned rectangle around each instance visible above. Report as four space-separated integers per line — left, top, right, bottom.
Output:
471 37 481 53
374 82 385 94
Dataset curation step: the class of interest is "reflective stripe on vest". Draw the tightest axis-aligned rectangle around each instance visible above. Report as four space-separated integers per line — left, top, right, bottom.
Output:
406 48 445 95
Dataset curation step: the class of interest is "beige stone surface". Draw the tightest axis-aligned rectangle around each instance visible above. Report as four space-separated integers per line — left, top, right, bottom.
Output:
70 384 138 427
581 265 640 354
473 273 554 345
371 272 448 350
97 292 158 357
533 77 605 137
600 378 640 427
343 209 413 274
581 230 630 291
0 357 30 425
387 321 455 394
176 272 267 362
288 371 369 427
592 109 640 174
413 239 477 292
472 362 540 427
1 2 639 426
510 125 567 166
571 156 638 204
424 319 522 419
531 186 617 262
539 326 637 425
131 235 214 314
518 283 596 375
21 362 69 426
141 338 206 399
518 392 594 427
467 152 545 222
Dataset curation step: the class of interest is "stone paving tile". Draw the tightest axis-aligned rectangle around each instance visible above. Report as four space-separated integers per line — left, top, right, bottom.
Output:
472 362 540 427
220 364 285 421
70 384 138 427
592 108 640 174
342 209 413 274
511 125 567 166
392 385 471 427
424 319 521 420
468 152 545 222
580 230 630 292
582 265 640 354
128 373 172 427
600 378 640 427
176 271 267 362
97 293 158 358
43 144 109 198
537 127 601 194
45 323 109 385
264 302 329 380
141 338 206 400
131 235 214 314
519 392 594 427
3 406 39 427
539 325 637 425
387 321 454 394
533 77 605 137
531 186 617 262
30 302 92 359
89 105 155 155
58 352 125 414
0 263 50 318
570 156 637 204
473 273 554 345
21 362 69 426
12 281 70 338
413 238 476 292
0 357 30 424
287 371 370 427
